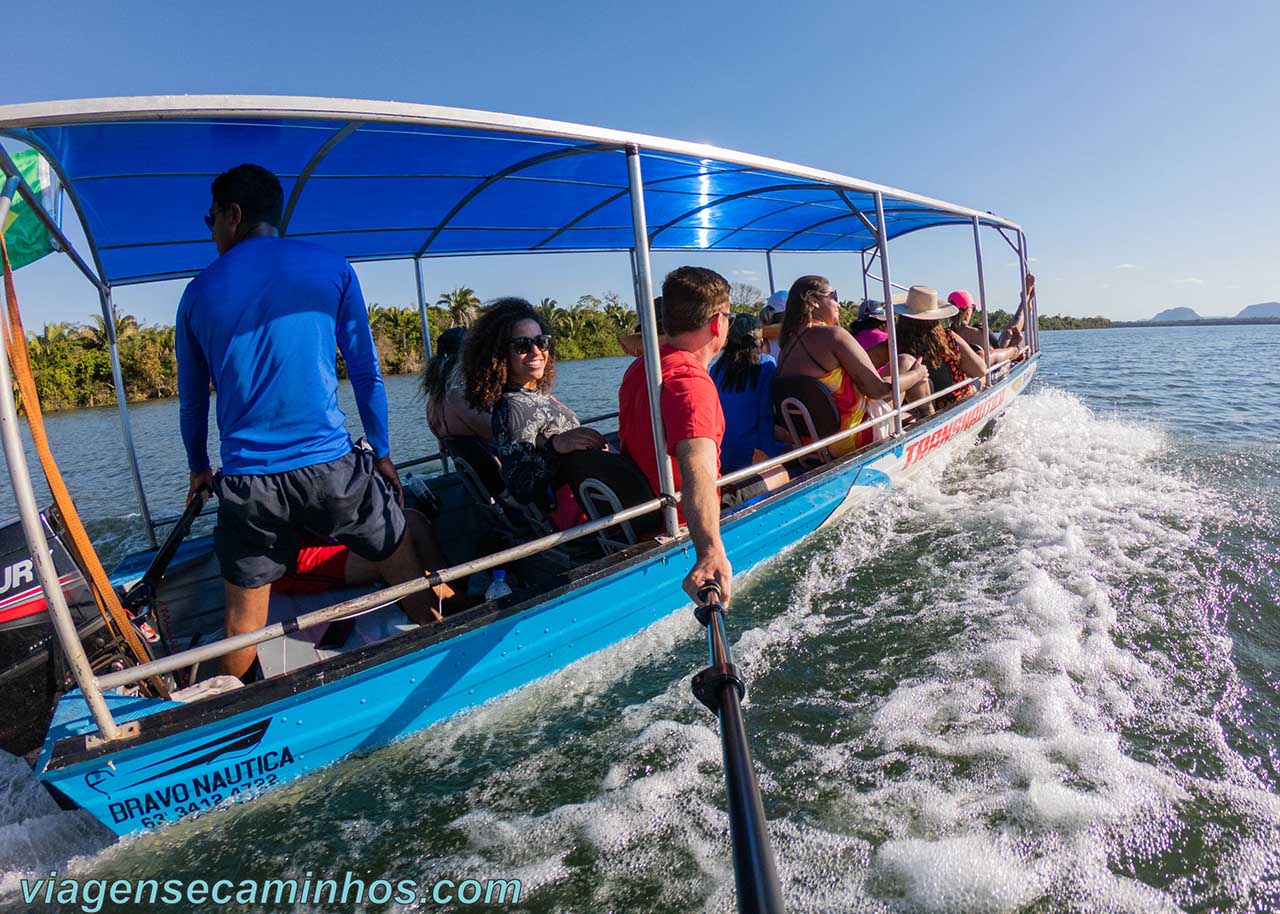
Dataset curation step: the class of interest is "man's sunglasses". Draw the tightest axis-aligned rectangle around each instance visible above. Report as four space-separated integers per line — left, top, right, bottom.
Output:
509 334 553 355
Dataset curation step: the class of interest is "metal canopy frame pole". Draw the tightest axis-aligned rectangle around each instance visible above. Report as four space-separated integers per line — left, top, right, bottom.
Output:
872 192 904 436
413 257 433 361
100 288 157 548
629 249 643 312
972 217 991 377
765 251 775 295
0 145 104 294
1016 231 1035 353
860 250 869 302
0 181 119 740
625 145 679 538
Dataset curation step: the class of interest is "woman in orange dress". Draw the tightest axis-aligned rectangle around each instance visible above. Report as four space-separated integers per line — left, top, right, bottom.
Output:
776 275 928 455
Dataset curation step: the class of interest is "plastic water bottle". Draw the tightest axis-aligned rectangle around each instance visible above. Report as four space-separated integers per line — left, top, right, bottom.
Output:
485 569 513 601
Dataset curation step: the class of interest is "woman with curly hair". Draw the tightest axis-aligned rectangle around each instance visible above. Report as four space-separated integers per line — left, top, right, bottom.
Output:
461 298 606 528
893 286 989 417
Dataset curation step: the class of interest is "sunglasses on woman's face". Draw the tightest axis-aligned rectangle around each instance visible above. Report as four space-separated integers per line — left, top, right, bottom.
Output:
509 334 553 355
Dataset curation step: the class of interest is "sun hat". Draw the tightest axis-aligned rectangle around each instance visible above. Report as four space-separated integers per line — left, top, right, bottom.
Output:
858 299 886 321
893 285 958 321
947 289 979 311
760 289 788 325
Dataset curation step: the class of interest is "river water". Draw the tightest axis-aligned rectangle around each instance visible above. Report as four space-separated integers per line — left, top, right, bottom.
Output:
1 326 1278 913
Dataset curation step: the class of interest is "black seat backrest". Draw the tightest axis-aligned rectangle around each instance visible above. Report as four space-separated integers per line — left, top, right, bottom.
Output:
772 375 840 442
440 436 505 499
558 449 662 550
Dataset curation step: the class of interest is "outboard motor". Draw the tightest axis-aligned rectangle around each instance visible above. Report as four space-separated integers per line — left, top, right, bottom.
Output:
0 507 110 758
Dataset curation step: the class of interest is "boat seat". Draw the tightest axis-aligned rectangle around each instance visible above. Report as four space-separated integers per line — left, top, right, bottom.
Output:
558 450 662 554
440 436 571 573
772 375 840 469
440 435 505 504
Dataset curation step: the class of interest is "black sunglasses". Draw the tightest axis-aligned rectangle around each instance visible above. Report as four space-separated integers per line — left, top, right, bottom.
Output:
509 334 553 355
203 206 219 232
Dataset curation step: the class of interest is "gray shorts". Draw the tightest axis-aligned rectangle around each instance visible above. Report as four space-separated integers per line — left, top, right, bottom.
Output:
213 448 406 588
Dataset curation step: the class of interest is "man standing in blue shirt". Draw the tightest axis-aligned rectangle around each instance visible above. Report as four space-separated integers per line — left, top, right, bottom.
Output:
178 164 442 681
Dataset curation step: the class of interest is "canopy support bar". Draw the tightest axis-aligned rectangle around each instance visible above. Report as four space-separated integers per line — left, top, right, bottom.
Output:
0 144 105 293
417 143 617 257
413 257 433 361
0 181 119 740
279 121 361 235
972 217 992 377
765 252 775 294
626 144 679 538
837 190 879 237
767 211 860 253
648 182 830 245
100 288 156 547
860 251 869 301
873 192 904 437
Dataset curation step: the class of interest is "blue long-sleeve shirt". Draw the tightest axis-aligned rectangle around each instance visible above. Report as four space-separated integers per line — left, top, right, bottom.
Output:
176 236 390 476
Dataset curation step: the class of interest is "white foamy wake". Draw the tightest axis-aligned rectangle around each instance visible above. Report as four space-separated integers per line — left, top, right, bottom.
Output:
4 388 1275 914
0 752 115 900
371 388 1276 913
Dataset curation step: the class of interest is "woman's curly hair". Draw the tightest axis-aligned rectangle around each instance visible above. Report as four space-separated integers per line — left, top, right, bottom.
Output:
894 316 951 368
461 298 555 411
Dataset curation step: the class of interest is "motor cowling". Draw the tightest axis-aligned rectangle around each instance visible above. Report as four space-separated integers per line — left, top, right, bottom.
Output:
0 507 105 758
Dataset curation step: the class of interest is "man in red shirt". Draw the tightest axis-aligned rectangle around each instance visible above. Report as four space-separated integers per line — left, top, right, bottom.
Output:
619 266 733 603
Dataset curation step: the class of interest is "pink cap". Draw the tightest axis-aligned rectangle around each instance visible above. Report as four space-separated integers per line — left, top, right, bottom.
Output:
948 289 978 310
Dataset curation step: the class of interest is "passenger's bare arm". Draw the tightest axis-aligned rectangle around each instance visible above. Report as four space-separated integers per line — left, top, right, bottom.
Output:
830 327 927 399
950 332 989 381
675 437 732 605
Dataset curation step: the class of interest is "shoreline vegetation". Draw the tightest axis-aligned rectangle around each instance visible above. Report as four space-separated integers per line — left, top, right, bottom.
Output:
20 281 1267 412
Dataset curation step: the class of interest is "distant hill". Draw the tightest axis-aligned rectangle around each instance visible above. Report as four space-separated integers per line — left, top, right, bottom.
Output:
1237 302 1280 319
1152 307 1201 321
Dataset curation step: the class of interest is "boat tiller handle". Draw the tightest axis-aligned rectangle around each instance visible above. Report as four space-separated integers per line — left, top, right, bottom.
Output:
693 584 785 914
124 490 209 612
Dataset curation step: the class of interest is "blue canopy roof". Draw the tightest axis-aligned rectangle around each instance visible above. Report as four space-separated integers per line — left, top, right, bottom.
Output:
0 96 1021 287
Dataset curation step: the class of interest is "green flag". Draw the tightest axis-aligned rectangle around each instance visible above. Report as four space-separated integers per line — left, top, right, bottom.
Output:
2 150 56 269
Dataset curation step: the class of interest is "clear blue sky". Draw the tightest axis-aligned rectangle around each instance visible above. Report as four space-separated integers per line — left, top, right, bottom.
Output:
3 0 1277 324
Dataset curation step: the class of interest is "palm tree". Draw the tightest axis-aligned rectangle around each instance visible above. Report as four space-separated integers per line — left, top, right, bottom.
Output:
436 287 481 328
81 306 140 348
537 298 569 335
603 302 633 333
28 321 77 356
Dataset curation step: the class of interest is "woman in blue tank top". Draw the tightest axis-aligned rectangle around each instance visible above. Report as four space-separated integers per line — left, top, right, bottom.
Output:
711 314 783 473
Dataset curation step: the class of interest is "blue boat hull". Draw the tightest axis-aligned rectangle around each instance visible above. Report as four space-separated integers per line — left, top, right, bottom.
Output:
37 360 1036 835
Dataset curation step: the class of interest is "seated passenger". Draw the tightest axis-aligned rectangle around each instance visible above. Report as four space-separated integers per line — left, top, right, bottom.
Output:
894 286 988 417
423 327 492 441
462 298 607 530
618 266 733 602
947 290 1023 366
274 508 456 607
849 299 889 353
759 290 787 361
776 275 928 455
710 314 784 473
619 296 664 358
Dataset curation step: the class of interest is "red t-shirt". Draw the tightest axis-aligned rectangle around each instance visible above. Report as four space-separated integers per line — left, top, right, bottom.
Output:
618 345 724 517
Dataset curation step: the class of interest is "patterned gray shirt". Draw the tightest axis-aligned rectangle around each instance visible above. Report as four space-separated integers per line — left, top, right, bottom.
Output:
491 386 580 505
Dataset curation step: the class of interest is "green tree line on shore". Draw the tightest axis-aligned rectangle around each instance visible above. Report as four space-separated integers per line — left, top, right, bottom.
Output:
22 289 640 412
20 283 1110 412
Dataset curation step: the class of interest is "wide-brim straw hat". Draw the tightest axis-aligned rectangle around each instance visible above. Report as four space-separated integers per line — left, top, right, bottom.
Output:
892 285 958 321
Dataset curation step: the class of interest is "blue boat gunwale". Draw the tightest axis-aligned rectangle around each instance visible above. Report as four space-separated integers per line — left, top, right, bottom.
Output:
41 358 1034 774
